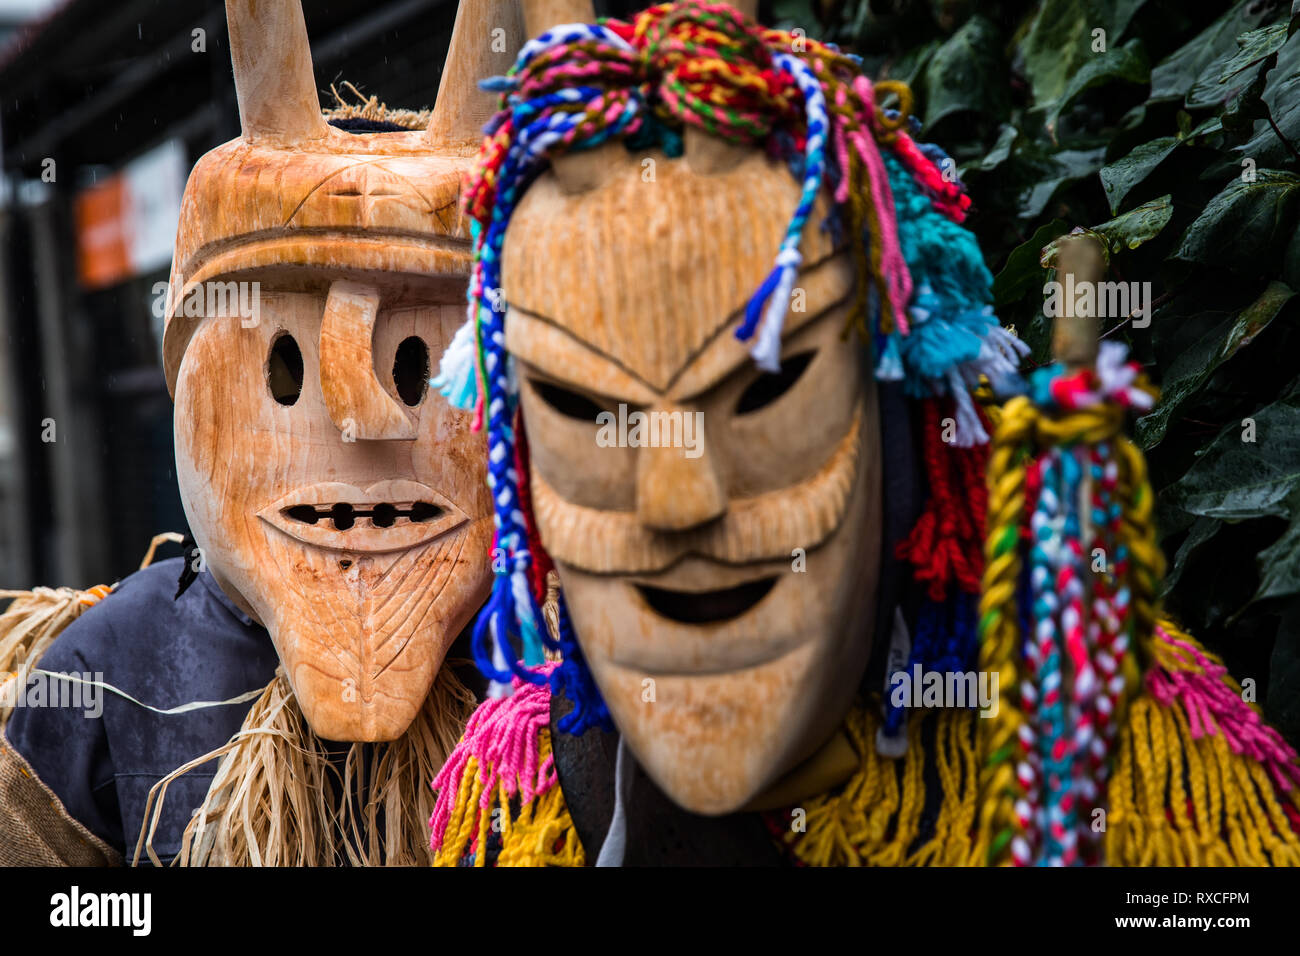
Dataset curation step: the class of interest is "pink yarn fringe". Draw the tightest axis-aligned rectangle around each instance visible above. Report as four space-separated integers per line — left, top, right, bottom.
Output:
1146 626 1300 794
821 73 912 336
429 664 558 852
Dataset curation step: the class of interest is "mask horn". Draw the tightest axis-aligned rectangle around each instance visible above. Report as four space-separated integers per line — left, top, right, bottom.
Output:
686 0 759 175
522 0 595 35
521 0 607 195
226 0 327 146
427 0 526 151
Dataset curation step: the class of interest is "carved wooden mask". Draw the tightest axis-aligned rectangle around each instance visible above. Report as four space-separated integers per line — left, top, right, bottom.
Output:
501 0 884 814
163 1 522 742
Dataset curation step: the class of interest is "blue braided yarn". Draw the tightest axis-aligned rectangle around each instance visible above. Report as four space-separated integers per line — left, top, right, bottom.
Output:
515 22 633 70
881 590 981 735
734 52 828 372
1030 449 1072 866
551 593 613 734
455 26 655 701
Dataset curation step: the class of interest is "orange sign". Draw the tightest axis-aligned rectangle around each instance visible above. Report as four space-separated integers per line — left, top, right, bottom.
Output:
74 175 130 289
74 139 187 290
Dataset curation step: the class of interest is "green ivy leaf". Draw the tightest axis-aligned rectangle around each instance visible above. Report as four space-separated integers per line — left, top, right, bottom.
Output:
1233 31 1300 170
992 219 1069 306
1172 169 1300 272
1169 376 1300 520
1099 137 1180 214
1091 193 1173 253
1020 0 1148 109
1186 22 1290 109
922 15 1008 130
1020 147 1107 218
1149 0 1275 103
1045 38 1150 131
1137 280 1295 448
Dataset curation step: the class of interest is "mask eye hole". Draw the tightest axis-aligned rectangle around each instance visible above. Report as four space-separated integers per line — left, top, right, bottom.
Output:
393 336 429 406
268 332 304 406
531 379 606 422
734 351 815 415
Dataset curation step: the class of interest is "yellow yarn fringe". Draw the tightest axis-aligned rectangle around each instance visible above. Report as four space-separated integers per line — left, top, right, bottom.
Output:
775 702 979 866
432 725 585 867
434 689 1298 866
137 665 477 867
972 387 1300 865
1106 620 1300 867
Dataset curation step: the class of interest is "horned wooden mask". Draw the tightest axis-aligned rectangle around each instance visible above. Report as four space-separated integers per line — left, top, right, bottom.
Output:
164 0 523 742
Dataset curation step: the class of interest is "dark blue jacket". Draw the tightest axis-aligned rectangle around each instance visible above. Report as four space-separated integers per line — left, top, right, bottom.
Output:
4 558 279 863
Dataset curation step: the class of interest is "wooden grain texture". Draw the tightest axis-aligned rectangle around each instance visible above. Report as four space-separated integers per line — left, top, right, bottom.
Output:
502 130 884 812
164 0 511 742
427 0 526 153
522 0 594 34
1052 231 1105 370
318 280 418 440
176 293 492 742
503 147 837 391
225 0 327 146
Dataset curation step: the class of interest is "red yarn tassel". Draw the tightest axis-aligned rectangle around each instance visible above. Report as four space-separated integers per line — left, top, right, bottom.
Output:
512 409 555 604
895 397 990 600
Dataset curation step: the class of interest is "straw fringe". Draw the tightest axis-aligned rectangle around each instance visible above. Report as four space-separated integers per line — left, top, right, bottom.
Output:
323 81 433 130
1 586 113 731
138 665 476 867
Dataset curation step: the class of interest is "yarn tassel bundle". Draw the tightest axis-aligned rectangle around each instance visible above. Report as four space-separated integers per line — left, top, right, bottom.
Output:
975 340 1300 865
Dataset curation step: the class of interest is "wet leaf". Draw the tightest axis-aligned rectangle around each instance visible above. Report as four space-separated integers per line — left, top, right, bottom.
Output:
1169 377 1300 520
1137 280 1295 448
923 16 1008 129
1172 169 1300 272
1091 194 1173 252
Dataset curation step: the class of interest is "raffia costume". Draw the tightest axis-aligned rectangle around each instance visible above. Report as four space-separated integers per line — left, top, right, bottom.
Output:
428 1 1300 867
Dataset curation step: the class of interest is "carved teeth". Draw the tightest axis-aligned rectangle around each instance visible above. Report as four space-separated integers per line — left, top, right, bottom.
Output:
282 501 446 530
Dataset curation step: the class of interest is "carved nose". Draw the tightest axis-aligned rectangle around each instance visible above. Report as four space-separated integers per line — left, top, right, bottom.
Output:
635 404 727 532
318 279 417 441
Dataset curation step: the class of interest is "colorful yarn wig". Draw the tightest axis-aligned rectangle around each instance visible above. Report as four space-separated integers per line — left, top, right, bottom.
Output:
434 1 1022 734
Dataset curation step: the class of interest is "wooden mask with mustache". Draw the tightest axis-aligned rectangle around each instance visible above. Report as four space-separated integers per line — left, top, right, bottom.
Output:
501 0 885 813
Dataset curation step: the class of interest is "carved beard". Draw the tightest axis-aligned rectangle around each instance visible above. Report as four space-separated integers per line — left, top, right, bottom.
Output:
254 525 482 742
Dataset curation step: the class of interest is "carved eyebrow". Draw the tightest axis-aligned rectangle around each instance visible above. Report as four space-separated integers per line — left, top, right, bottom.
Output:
507 250 855 405
505 306 660 405
669 255 856 401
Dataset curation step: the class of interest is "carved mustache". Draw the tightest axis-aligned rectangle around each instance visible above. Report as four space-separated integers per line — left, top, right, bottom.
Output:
529 408 864 574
